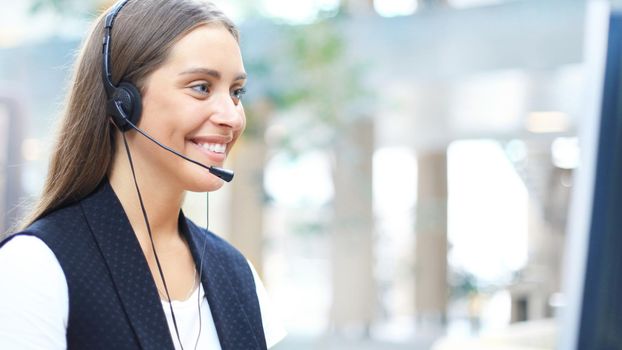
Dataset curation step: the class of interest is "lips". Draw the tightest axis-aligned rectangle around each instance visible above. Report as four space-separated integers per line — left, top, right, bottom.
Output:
189 136 232 163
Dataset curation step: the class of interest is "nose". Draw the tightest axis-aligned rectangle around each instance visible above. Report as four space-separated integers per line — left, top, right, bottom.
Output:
209 92 245 130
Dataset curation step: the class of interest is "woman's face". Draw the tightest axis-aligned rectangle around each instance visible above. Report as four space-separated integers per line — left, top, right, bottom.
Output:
132 23 247 192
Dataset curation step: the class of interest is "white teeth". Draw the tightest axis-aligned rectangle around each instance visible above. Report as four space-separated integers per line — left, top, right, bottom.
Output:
199 143 226 154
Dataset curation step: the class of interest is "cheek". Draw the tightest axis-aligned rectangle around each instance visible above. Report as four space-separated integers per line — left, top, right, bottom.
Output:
140 92 170 131
141 96 200 141
238 107 247 134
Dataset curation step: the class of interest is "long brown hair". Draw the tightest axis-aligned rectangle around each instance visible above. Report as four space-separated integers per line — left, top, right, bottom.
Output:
20 0 239 229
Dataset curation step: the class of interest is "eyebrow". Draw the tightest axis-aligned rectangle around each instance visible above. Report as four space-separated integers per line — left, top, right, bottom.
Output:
179 67 247 81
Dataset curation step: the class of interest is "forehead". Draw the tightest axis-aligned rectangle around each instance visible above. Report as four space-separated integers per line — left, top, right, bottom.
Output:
164 23 244 75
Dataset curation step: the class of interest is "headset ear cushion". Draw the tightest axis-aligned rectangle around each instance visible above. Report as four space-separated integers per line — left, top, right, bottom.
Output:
108 82 142 132
118 82 143 126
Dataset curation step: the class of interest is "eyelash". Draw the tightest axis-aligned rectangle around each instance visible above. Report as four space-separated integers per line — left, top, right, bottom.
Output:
189 83 247 104
232 87 247 101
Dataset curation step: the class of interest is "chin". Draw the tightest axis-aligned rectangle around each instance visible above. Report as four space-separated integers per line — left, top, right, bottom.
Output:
184 175 225 193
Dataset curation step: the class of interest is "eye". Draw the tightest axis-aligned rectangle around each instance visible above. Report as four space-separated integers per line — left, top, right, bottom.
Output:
189 82 210 95
231 87 247 105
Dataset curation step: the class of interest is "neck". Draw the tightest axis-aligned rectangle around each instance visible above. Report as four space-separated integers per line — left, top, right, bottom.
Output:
108 142 185 244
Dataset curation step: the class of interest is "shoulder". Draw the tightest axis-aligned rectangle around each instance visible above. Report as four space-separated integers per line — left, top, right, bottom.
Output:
3 203 92 258
0 234 68 301
0 235 68 349
0 233 61 266
28 202 85 236
1 203 86 249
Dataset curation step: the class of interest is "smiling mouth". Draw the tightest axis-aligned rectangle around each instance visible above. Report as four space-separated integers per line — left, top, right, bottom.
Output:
194 142 226 154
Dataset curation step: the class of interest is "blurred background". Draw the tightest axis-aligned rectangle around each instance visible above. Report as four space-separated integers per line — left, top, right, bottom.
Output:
0 0 610 349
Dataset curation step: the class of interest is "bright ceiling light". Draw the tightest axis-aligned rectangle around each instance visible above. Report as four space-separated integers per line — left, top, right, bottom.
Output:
448 0 506 9
373 0 418 17
526 111 571 133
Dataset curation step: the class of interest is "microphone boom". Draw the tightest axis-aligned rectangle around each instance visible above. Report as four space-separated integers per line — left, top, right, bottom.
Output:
115 101 235 182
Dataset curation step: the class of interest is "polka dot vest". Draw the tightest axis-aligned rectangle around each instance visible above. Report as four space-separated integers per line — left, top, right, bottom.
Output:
3 180 267 350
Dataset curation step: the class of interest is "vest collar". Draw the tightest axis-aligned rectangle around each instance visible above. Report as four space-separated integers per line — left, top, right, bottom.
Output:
80 180 174 349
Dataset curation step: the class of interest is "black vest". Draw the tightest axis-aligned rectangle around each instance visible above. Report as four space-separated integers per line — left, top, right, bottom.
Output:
0 181 267 350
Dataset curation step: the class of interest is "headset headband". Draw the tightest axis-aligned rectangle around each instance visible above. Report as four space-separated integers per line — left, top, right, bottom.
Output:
102 0 131 97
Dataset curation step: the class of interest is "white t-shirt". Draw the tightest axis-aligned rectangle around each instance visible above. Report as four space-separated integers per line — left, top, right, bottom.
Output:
0 235 286 349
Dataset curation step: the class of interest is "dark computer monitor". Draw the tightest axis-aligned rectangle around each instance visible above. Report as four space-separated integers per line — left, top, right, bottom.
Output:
577 8 622 349
562 4 622 349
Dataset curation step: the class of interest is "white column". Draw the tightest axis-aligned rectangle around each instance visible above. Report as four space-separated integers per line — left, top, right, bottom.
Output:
414 150 448 324
330 117 376 329
228 138 267 275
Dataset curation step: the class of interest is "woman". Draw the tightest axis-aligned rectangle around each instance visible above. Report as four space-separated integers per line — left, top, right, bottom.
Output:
0 0 285 349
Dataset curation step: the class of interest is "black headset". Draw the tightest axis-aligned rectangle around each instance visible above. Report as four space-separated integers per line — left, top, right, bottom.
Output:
102 0 142 132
